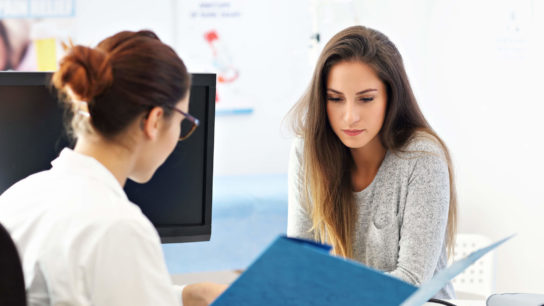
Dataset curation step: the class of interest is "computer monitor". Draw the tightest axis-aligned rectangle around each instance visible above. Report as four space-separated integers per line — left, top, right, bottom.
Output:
0 72 215 243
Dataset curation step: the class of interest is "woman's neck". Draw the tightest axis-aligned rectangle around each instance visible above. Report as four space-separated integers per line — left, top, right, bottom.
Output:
74 136 135 187
350 136 387 191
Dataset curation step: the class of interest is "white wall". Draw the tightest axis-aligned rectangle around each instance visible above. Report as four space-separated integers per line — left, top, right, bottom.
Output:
422 0 544 294
74 0 311 176
72 0 544 294
74 0 177 47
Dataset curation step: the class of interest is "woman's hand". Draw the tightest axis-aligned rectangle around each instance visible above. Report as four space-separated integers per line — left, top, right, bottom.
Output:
182 282 228 306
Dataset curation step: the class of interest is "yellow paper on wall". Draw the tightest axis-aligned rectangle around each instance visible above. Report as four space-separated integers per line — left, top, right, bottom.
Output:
35 38 57 71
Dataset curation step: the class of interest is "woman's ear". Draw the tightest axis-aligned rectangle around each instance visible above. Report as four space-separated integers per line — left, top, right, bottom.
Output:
142 106 164 140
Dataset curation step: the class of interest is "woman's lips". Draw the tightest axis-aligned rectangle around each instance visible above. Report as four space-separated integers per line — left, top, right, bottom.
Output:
342 129 365 136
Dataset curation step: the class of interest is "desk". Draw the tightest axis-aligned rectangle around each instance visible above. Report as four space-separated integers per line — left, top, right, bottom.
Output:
424 301 485 306
171 270 240 285
172 271 486 306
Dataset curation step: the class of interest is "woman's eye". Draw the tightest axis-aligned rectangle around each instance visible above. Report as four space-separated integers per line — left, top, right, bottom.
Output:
360 97 374 103
327 96 343 102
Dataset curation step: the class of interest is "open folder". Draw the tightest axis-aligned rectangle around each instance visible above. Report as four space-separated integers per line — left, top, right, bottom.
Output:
212 235 513 306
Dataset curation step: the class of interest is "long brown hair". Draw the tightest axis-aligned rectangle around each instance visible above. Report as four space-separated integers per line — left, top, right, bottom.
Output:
289 25 457 258
52 30 190 140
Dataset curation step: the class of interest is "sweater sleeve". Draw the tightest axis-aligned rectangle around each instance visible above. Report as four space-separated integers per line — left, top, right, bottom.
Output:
388 151 450 286
287 138 314 240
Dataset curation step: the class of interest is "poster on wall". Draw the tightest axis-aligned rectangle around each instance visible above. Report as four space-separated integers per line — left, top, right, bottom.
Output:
176 0 252 116
0 0 75 71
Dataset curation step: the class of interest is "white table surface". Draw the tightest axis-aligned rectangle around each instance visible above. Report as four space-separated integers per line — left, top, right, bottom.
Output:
424 300 485 306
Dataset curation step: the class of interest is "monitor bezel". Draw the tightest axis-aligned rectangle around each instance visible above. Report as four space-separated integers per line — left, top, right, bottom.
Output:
0 71 216 243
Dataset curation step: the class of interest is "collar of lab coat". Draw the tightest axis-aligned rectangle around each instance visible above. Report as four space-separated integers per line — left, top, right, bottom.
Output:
51 148 128 201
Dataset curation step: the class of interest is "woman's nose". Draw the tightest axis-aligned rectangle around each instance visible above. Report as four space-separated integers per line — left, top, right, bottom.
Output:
343 101 360 124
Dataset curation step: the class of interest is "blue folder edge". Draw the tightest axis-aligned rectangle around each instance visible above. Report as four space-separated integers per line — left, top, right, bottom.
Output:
212 234 514 305
401 234 515 305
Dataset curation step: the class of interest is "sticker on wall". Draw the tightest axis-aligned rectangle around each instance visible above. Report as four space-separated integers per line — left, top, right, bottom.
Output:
0 0 75 72
176 1 253 116
0 0 75 19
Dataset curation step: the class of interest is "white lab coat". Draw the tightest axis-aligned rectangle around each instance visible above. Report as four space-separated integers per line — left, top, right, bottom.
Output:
0 149 182 306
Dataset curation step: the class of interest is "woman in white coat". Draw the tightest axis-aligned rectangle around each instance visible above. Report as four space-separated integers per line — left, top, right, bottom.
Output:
0 30 225 306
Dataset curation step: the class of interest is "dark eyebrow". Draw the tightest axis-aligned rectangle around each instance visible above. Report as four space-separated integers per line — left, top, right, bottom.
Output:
356 89 377 95
327 88 378 95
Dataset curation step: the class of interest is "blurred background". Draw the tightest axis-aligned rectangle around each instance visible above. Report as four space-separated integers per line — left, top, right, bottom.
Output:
2 0 543 295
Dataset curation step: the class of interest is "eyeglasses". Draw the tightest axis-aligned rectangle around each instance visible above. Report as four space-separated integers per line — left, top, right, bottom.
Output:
168 106 200 141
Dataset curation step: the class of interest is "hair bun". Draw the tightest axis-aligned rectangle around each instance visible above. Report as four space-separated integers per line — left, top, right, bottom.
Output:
52 45 113 102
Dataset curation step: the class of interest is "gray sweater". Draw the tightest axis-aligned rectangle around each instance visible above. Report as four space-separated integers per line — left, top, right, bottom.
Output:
287 134 455 299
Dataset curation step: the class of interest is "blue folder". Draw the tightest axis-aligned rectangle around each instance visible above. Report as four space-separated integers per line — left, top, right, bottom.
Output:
212 235 512 306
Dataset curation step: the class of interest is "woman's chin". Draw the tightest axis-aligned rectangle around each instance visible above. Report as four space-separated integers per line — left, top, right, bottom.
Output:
338 138 369 150
128 172 155 184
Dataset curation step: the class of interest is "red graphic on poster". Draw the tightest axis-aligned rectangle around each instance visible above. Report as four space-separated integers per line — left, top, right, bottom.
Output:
204 29 239 90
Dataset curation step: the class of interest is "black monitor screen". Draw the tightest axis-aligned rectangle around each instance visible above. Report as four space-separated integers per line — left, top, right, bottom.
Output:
0 72 215 243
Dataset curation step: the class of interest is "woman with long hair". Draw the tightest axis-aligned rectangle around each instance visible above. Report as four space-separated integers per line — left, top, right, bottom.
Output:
0 30 225 305
287 25 456 298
